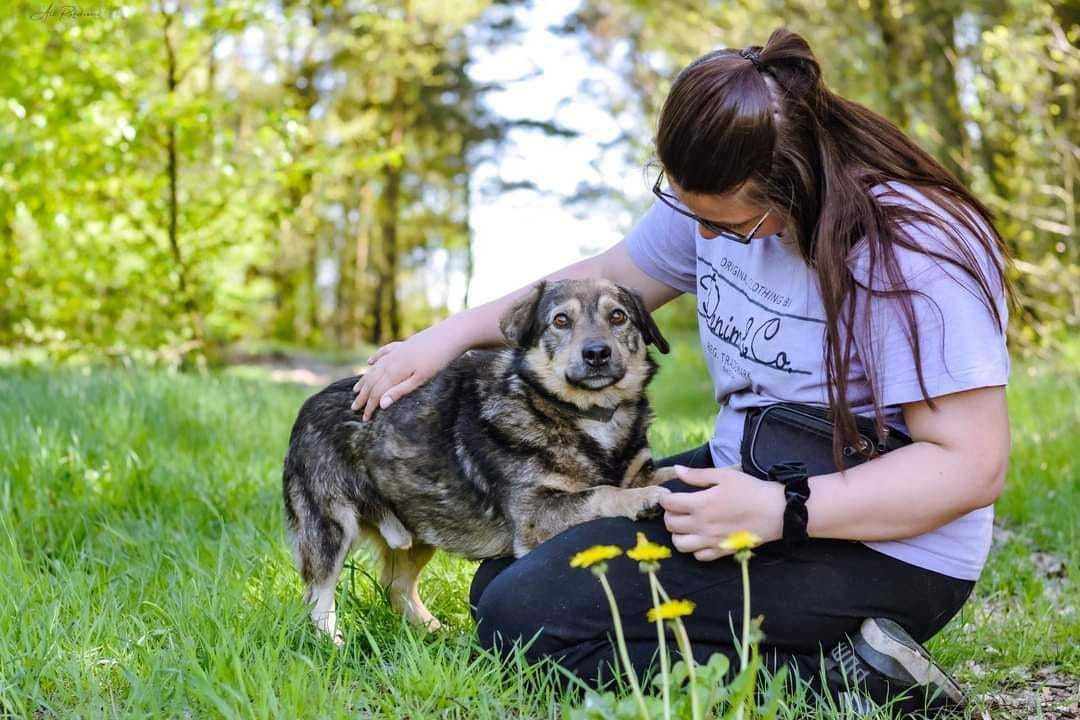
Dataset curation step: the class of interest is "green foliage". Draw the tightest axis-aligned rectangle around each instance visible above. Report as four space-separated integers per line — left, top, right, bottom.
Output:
566 653 786 720
1 2 1075 363
565 0 1078 352
0 1 522 362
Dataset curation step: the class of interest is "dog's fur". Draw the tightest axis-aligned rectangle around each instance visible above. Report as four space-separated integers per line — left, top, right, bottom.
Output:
282 279 676 642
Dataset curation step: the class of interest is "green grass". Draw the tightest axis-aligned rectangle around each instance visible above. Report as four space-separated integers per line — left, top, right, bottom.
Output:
1 329 1076 718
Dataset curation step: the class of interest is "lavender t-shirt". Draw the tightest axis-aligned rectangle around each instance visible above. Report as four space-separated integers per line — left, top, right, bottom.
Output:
626 182 1009 580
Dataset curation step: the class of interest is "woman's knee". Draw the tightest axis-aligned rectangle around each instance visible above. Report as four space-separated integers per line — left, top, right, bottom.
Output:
469 556 514 621
473 572 533 652
472 517 640 655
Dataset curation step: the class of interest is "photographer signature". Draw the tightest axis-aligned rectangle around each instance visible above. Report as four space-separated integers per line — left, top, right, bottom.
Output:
30 4 119 23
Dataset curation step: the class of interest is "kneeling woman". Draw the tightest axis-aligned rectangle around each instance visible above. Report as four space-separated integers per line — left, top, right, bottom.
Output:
353 28 1012 715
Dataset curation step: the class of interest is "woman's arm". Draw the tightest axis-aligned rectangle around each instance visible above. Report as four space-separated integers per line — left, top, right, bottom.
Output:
658 385 1010 561
804 384 1009 539
351 240 681 419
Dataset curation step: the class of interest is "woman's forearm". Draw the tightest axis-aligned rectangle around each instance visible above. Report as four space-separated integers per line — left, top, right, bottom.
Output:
807 388 1009 541
807 440 1007 541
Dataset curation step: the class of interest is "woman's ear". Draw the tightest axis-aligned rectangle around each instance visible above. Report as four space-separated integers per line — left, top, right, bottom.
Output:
499 281 547 348
620 287 670 354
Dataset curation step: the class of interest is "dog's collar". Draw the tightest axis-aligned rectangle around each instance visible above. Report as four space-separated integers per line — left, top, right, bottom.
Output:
536 393 629 423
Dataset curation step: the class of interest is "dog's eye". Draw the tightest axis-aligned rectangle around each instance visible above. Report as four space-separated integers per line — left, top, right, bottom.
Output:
609 309 627 325
552 313 571 329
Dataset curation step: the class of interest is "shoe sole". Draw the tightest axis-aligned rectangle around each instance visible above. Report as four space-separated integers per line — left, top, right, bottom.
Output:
856 618 966 707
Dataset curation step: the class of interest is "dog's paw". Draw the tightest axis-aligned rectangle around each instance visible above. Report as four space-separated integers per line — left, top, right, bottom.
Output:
403 610 443 633
632 485 670 520
314 622 345 647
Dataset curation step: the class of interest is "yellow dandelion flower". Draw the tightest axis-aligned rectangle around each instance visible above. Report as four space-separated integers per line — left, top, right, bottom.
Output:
569 545 623 568
626 531 671 562
719 530 762 552
647 599 696 623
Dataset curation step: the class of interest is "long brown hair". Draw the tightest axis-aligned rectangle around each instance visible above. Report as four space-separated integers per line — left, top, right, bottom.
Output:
655 28 1014 467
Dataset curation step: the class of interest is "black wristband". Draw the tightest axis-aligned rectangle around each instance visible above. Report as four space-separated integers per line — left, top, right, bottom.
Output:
767 461 811 542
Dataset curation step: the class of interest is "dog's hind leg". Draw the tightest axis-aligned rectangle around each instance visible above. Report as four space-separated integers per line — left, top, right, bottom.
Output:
298 504 359 646
381 543 441 631
356 526 439 630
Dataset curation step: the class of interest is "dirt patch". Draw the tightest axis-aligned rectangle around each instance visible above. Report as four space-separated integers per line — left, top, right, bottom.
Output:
227 349 365 386
981 667 1078 719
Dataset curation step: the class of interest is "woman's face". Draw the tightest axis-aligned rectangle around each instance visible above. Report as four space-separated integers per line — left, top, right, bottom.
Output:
668 178 787 241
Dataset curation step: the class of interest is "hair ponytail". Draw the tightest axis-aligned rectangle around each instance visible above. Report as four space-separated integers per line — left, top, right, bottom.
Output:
656 28 1014 468
755 33 822 101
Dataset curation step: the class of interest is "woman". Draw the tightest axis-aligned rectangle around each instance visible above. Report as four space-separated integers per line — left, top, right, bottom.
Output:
352 28 1011 714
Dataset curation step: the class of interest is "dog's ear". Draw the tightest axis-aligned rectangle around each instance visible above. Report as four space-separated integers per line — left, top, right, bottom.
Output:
620 287 670 354
499 281 547 348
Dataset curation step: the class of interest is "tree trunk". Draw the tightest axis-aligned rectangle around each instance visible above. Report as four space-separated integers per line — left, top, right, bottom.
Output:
917 4 969 181
0 210 14 338
373 65 407 343
352 181 374 344
462 154 474 309
374 150 402 343
866 0 909 129
161 6 204 344
277 1 324 342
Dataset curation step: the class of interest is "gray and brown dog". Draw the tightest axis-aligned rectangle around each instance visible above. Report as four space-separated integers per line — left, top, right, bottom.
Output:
282 279 676 643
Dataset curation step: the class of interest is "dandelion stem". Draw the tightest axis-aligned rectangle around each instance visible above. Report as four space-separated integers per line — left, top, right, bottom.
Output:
734 552 752 720
672 614 702 720
648 573 671 720
652 579 701 720
739 554 750 672
598 572 650 720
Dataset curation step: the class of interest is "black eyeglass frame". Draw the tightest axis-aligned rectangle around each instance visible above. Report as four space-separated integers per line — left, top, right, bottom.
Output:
651 169 771 244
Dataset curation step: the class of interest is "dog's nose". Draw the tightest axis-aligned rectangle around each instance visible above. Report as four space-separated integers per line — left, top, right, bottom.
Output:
582 342 612 368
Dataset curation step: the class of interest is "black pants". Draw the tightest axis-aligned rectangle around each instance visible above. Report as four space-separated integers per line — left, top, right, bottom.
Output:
469 443 974 688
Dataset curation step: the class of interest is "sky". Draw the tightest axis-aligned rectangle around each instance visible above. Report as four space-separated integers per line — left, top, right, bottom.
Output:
461 0 649 309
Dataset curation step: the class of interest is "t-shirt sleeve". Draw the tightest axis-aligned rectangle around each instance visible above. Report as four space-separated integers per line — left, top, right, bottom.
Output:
624 200 698 294
847 217 1010 407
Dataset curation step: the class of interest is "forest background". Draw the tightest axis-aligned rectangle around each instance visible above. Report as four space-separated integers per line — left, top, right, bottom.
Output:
1 0 1076 366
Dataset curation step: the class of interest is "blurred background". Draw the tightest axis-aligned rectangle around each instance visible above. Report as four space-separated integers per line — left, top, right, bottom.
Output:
1 0 1076 368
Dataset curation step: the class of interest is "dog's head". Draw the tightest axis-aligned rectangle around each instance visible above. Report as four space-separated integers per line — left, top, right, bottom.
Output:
499 279 669 403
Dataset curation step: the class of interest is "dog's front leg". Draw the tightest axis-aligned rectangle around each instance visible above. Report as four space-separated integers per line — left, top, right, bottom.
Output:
620 447 678 489
511 484 671 556
622 447 743 489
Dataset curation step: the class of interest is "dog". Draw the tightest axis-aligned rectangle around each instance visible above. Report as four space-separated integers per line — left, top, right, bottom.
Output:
282 278 677 643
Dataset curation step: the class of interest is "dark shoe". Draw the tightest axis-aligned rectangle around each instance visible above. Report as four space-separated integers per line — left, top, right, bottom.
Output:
827 618 966 717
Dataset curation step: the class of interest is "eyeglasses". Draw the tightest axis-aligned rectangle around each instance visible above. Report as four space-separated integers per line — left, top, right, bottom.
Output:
652 169 771 244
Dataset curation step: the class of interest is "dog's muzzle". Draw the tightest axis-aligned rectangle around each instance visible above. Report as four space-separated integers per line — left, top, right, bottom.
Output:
566 341 625 389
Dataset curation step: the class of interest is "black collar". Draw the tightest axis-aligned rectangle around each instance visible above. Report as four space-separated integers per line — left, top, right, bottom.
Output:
533 393 628 423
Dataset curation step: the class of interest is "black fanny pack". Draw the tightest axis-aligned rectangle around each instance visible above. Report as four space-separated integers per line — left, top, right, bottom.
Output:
740 402 913 480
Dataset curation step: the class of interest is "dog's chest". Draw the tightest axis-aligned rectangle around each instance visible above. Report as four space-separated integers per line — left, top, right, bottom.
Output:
577 409 633 451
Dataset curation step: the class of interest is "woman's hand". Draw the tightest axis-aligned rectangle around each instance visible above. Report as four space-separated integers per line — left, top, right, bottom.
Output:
351 322 472 420
659 465 786 562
